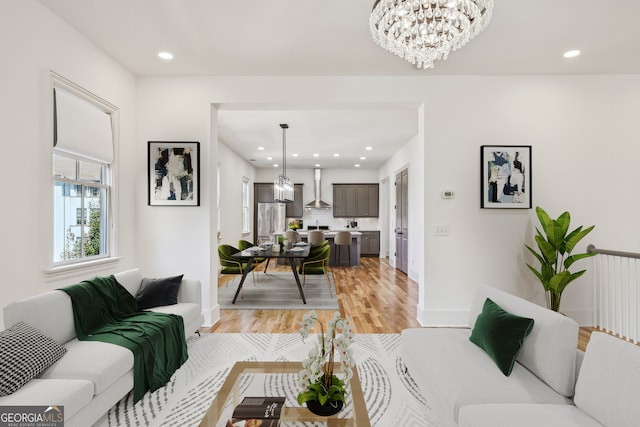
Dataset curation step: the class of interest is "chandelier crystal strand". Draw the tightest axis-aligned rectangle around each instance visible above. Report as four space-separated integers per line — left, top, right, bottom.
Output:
370 0 493 69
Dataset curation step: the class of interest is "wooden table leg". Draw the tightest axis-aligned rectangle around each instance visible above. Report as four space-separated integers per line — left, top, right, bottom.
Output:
232 257 254 304
289 257 307 304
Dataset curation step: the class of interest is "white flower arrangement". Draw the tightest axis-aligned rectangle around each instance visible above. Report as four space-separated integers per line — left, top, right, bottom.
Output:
297 310 355 408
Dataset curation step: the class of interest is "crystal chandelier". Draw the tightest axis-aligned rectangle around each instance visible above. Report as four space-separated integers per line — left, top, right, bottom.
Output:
274 123 294 203
370 0 494 69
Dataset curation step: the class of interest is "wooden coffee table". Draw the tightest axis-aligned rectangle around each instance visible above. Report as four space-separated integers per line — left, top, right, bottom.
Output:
199 361 371 427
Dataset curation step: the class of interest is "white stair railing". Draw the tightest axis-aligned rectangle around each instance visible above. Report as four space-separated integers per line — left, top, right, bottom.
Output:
588 244 640 344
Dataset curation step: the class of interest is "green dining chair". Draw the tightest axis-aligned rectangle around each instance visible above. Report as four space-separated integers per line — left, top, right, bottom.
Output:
238 239 268 274
218 244 256 288
299 244 332 296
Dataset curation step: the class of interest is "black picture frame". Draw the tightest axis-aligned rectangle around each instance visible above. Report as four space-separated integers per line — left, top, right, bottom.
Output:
481 145 532 209
148 141 200 206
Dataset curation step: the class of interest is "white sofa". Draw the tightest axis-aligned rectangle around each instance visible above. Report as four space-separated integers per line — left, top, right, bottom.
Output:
0 269 204 427
402 285 640 427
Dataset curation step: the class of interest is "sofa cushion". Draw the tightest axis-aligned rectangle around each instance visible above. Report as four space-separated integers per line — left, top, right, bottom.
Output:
458 403 603 427
148 302 198 322
574 332 640 426
469 298 534 376
39 339 133 396
3 291 76 344
402 328 571 424
0 322 68 396
468 285 578 397
0 379 93 421
136 274 184 309
113 268 144 296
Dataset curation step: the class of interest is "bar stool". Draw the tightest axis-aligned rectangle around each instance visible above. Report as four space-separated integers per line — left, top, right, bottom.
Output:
285 230 301 246
334 231 352 266
307 230 325 246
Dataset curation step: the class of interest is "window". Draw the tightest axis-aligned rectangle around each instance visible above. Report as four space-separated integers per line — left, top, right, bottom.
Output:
51 73 117 269
53 154 109 262
242 177 250 234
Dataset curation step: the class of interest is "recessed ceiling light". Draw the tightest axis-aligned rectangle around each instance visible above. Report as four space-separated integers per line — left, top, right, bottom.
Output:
360 156 366 160
354 164 360 168
365 146 373 151
292 153 299 157
158 51 174 60
257 146 265 151
563 49 581 58
313 153 319 157
273 164 278 168
333 153 340 157
315 163 320 167
266 156 273 160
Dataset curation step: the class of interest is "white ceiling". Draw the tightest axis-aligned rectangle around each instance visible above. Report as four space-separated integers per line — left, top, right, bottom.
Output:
38 0 640 169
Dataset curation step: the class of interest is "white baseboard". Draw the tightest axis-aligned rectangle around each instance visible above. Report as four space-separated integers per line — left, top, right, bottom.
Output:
201 305 221 327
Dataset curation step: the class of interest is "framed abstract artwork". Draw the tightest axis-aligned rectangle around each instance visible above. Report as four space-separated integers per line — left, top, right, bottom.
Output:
481 145 532 209
148 141 200 206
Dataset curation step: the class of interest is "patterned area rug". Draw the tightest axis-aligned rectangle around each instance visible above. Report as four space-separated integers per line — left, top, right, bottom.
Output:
100 333 435 427
218 272 338 310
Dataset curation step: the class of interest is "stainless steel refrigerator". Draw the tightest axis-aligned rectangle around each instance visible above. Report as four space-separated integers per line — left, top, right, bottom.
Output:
257 203 287 244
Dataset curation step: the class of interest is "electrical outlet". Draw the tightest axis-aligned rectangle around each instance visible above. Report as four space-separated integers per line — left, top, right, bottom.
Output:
435 225 450 236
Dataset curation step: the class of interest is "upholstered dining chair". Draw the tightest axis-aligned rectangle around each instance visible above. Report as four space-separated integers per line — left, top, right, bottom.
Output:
298 243 332 295
218 244 256 288
307 230 325 246
334 230 352 266
237 239 268 273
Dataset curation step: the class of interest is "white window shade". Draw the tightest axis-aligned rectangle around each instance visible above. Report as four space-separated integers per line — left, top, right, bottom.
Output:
54 88 113 163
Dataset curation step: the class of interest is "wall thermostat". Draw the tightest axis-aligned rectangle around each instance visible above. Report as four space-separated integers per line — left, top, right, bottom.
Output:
441 191 455 199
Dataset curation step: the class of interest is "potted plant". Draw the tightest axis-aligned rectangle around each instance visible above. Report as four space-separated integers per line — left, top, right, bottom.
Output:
278 235 285 252
297 311 354 416
525 206 596 312
289 220 301 230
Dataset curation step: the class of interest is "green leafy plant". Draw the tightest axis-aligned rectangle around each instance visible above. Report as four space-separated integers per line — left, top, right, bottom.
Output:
525 206 596 312
297 311 354 410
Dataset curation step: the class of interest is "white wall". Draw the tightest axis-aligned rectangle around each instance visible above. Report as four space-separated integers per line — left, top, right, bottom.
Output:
0 1 138 328
136 75 640 328
218 140 257 245
420 76 640 326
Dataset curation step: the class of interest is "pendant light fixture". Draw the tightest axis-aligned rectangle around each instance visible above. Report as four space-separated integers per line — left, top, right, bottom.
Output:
274 123 294 203
370 0 494 70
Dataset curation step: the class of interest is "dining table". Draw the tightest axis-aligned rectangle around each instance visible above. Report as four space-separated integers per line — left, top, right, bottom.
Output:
231 244 311 304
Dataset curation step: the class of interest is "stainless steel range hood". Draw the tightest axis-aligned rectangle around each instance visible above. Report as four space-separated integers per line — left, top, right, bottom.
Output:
305 168 331 209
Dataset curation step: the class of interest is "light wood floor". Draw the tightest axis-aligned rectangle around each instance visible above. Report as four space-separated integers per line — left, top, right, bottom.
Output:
206 257 594 351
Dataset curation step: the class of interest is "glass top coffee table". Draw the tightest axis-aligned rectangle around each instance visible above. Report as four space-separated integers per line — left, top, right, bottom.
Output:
199 361 371 427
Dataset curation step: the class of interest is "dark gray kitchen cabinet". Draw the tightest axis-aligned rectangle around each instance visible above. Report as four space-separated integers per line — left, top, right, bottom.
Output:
332 184 379 217
333 185 347 217
285 184 304 218
256 183 274 203
360 231 380 256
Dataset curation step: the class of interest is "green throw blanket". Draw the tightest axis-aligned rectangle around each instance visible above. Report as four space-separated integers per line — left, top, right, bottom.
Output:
60 275 188 402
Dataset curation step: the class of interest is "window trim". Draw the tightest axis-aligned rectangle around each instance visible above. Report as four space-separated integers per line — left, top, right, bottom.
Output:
241 177 250 234
46 72 120 274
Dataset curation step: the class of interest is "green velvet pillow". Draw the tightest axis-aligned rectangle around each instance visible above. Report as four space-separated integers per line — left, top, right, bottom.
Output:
469 298 534 376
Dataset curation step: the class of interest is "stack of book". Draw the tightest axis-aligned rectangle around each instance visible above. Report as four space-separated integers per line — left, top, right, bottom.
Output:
227 396 285 427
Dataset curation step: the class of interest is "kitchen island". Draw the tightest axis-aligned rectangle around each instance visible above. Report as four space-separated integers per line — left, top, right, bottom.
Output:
297 230 361 267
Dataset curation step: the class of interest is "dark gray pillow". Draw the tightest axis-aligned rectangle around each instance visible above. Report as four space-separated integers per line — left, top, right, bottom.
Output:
136 274 184 309
0 321 67 396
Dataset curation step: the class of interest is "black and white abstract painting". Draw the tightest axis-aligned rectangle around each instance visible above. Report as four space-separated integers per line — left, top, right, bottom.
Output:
148 141 200 206
481 145 532 209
